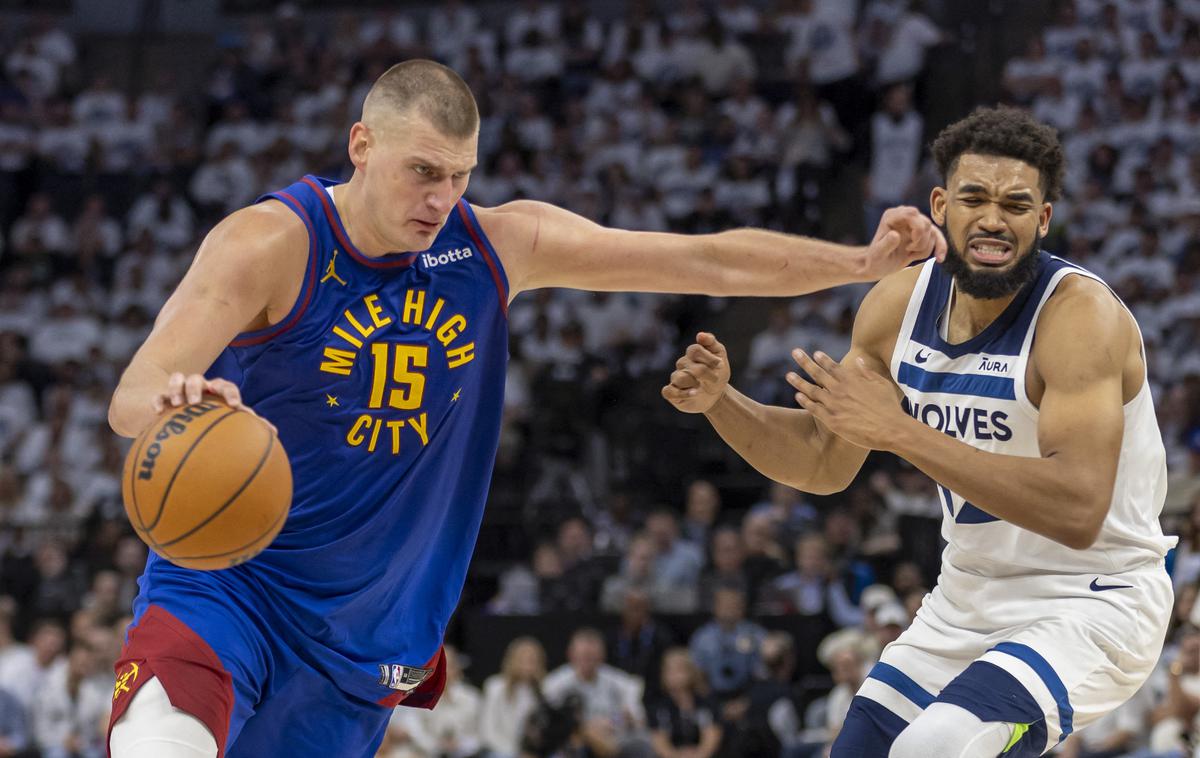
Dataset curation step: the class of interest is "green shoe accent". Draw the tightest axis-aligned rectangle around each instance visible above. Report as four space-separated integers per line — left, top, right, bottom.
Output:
1002 723 1030 753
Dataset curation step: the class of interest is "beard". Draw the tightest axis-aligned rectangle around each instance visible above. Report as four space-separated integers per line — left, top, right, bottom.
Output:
940 228 1042 299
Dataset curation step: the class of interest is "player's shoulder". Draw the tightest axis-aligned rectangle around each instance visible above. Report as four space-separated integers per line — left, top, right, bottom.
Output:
856 262 925 327
1040 271 1130 337
195 200 309 271
1035 272 1134 366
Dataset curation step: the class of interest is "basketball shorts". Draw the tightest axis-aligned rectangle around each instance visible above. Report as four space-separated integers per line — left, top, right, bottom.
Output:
832 559 1172 757
107 591 446 758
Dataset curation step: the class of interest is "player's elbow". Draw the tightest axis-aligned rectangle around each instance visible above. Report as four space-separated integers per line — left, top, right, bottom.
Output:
1061 498 1109 550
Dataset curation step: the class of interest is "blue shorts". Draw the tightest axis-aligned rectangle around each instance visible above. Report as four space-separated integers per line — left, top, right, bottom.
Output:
112 582 445 757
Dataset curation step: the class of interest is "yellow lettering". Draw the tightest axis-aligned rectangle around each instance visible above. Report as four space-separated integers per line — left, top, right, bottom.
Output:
331 326 362 349
345 309 375 339
387 420 405 454
369 343 389 408
367 418 383 452
402 289 425 325
369 344 429 410
423 298 446 331
408 413 429 446
346 415 371 446
446 342 475 369
436 314 466 346
364 294 392 328
320 347 356 376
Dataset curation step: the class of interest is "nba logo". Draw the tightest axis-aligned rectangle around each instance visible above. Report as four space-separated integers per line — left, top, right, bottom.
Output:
377 663 431 692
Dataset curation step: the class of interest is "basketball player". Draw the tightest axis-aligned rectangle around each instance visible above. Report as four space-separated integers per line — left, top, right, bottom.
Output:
105 60 945 758
664 106 1175 756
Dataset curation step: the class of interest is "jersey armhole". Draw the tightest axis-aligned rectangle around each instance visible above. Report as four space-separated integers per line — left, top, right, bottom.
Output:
229 192 319 348
455 200 510 317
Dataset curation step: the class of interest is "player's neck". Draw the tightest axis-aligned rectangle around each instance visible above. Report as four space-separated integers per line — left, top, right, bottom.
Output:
331 179 393 258
946 281 1019 344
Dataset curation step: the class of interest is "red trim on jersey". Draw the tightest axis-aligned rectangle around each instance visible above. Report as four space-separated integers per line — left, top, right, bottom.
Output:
229 191 318 348
455 201 509 316
300 176 419 269
375 646 447 709
107 605 235 757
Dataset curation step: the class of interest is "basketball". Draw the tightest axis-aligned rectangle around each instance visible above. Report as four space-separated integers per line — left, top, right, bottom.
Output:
121 396 292 570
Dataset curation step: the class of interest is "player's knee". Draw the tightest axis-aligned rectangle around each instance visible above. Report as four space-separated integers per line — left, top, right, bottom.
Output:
110 676 219 758
889 703 1013 758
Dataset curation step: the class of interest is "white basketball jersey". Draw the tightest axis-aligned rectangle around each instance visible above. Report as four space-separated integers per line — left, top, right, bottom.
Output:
888 253 1176 579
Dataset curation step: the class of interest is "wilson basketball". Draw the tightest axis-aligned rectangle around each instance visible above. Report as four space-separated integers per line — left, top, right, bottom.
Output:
122 397 292 570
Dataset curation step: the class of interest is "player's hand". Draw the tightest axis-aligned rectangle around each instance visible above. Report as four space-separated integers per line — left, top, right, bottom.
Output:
786 349 906 450
661 332 731 414
861 206 947 280
152 373 277 435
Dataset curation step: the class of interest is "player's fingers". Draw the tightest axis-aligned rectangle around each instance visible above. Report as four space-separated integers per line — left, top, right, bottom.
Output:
183 374 207 405
676 355 689 370
812 351 841 376
697 332 728 358
683 363 720 386
661 384 690 404
932 225 947 262
151 393 166 414
785 370 824 400
207 379 243 408
791 349 834 388
670 369 699 389
166 372 186 406
685 343 723 369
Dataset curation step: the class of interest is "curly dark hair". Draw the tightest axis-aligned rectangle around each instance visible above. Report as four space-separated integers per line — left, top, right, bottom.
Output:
931 105 1065 202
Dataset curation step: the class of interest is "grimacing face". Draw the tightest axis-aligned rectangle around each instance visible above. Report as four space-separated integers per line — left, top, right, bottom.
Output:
349 114 478 253
930 153 1053 300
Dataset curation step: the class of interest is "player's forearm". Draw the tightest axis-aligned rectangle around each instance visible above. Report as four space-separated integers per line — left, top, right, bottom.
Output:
886 417 1112 549
109 357 171 438
703 229 871 296
704 386 866 494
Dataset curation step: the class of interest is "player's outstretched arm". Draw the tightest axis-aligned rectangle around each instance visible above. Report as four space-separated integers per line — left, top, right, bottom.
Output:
791 276 1131 550
476 201 945 300
662 271 914 493
108 202 305 438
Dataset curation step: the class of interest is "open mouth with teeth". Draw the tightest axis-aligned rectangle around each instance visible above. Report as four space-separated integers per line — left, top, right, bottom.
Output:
968 239 1014 266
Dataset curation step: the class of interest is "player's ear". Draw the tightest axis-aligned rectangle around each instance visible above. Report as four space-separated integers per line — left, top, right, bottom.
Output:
1039 201 1053 237
929 186 947 226
347 122 371 170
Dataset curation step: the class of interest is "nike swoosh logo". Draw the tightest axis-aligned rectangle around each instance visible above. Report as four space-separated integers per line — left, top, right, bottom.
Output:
915 350 930 364
1089 578 1134 592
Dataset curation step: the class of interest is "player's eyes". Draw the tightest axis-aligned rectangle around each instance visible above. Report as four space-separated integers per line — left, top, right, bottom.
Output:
960 197 983 206
413 165 431 176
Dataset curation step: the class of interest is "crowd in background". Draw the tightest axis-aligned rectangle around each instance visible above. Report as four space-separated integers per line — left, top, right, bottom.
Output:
0 0 1190 756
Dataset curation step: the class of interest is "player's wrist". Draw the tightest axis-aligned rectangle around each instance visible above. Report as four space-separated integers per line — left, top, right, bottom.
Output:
702 386 732 415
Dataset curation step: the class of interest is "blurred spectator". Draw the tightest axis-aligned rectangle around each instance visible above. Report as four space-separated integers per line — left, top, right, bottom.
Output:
543 628 650 758
10 194 70 265
698 527 752 613
646 648 721 758
127 180 195 251
688 585 766 701
30 635 109 758
863 82 923 236
760 533 861 626
739 632 805 758
479 637 546 758
607 587 675 705
644 510 703 613
681 480 720 548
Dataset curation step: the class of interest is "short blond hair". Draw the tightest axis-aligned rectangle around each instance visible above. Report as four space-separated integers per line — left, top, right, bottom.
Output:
362 59 479 138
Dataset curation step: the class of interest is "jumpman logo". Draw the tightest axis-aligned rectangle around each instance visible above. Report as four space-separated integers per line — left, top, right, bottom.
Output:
321 249 348 286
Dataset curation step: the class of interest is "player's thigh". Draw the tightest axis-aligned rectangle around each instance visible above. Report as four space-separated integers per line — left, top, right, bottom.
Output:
833 604 986 757
228 663 393 758
108 601 269 754
110 676 217 758
937 612 1160 754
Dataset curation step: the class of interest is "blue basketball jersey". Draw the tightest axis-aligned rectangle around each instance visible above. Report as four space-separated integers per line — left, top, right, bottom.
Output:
132 175 509 705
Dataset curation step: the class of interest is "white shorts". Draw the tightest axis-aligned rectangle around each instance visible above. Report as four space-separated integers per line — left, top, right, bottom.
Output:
855 559 1172 753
